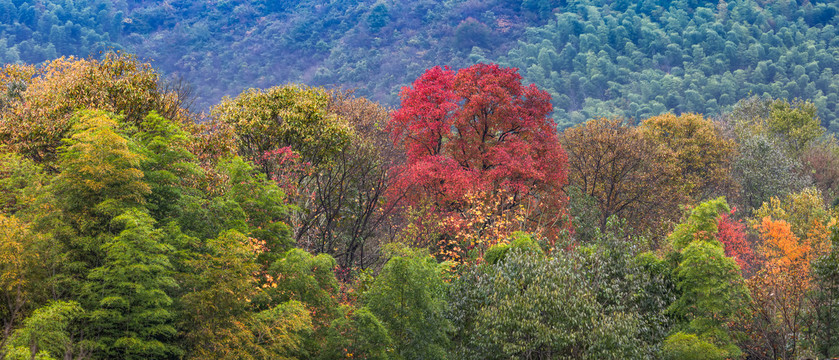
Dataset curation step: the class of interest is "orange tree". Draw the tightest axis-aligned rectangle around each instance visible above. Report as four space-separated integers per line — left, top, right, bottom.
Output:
743 217 813 359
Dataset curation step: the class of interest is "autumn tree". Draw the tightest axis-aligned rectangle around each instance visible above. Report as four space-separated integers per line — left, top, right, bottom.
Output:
0 53 190 165
52 110 150 233
751 187 836 257
388 63 568 259
800 137 839 204
561 118 685 241
639 113 737 199
716 212 753 271
743 214 823 359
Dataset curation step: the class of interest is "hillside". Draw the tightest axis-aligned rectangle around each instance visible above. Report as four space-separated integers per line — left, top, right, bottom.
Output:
501 0 839 129
0 0 552 109
5 0 839 130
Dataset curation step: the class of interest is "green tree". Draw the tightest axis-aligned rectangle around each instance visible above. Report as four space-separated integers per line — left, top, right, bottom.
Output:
53 110 149 233
732 135 809 214
86 209 179 359
367 3 389 31
448 247 644 359
670 241 749 358
2 301 85 360
661 332 727 360
320 306 393 360
483 231 544 265
266 248 340 357
364 247 450 360
136 111 202 223
669 197 730 251
0 153 49 217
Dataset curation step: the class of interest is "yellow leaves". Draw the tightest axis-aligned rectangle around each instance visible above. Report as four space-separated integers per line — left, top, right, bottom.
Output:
640 113 736 199
0 53 184 164
0 214 26 290
425 189 534 263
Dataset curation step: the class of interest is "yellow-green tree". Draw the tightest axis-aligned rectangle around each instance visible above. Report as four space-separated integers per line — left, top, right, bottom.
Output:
210 85 352 176
52 110 149 233
0 53 188 165
639 113 737 199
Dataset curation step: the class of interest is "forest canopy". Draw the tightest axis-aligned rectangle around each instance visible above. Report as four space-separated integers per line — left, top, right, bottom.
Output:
4 0 839 359
7 0 839 131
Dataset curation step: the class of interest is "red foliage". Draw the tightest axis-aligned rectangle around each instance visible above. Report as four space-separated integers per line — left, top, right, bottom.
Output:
716 212 754 270
387 64 568 254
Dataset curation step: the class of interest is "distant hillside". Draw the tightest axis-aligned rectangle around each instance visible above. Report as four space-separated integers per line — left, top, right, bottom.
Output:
5 0 839 130
500 0 839 130
0 0 553 110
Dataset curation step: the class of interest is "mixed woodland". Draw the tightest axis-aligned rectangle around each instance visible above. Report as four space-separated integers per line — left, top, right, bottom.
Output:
1 52 839 359
2 0 839 359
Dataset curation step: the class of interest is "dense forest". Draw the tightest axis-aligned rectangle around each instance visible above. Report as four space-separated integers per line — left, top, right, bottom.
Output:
6 0 839 130
2 52 839 359
3 0 839 359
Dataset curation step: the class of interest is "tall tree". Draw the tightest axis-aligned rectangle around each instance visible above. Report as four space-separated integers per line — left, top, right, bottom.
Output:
561 118 685 241
639 113 736 199
86 210 179 359
388 64 568 258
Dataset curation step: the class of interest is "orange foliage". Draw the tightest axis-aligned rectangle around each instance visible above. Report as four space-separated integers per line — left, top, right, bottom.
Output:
756 217 811 274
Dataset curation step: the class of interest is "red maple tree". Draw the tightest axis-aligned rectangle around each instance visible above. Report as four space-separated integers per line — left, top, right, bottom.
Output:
716 211 754 271
387 64 568 259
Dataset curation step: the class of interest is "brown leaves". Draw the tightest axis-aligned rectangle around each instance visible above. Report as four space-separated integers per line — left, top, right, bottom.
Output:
561 118 686 241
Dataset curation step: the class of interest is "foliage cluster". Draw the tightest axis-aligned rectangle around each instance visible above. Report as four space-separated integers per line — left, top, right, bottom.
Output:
3 54 839 360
